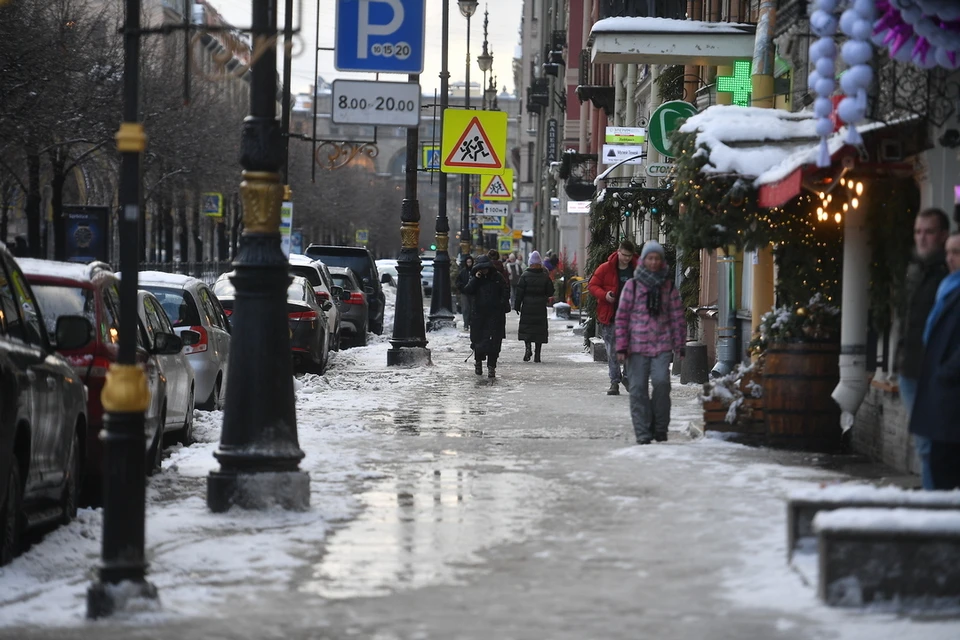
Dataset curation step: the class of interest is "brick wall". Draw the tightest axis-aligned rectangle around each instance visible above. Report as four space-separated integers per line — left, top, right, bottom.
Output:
852 385 921 476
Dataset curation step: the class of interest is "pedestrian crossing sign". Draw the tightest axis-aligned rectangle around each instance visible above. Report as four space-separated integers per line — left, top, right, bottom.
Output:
441 109 507 175
422 145 441 171
480 169 513 201
498 236 513 253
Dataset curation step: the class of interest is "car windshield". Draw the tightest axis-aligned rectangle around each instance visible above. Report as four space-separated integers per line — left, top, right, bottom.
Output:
29 284 95 337
142 286 202 327
305 252 370 282
330 273 356 291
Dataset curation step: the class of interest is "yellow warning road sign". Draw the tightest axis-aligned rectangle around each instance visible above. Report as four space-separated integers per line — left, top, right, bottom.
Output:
480 168 513 201
441 109 507 175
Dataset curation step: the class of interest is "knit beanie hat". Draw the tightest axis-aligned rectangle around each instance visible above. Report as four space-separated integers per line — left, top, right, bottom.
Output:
528 250 542 265
640 240 665 261
473 255 493 271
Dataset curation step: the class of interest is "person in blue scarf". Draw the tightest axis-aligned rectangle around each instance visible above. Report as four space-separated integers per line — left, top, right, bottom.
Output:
910 233 960 490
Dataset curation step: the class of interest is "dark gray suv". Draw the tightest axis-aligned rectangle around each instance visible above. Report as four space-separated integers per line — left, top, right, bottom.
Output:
304 245 385 335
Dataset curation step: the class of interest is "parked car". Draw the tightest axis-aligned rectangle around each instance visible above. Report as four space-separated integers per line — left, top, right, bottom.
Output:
0 246 93 565
214 273 333 373
20 260 175 491
134 290 198 466
139 271 231 411
304 245 386 334
421 263 434 298
289 254 343 351
376 259 398 287
327 266 369 347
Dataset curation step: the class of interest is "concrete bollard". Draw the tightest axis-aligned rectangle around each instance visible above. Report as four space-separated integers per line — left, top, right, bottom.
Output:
554 302 571 319
681 342 709 384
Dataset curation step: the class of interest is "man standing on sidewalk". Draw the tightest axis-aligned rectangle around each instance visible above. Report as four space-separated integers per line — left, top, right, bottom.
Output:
615 241 686 444
589 240 637 395
897 207 949 489
910 232 960 490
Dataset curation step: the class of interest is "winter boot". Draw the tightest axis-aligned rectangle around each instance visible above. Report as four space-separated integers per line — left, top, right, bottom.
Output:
523 342 532 362
534 343 542 363
475 360 483 375
607 382 620 396
488 366 496 379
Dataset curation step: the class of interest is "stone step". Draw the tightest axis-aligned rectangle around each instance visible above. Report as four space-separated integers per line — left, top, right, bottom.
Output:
814 507 960 607
786 485 960 558
588 336 607 362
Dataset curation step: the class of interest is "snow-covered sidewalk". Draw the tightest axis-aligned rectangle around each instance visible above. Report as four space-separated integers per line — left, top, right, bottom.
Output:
0 288 957 639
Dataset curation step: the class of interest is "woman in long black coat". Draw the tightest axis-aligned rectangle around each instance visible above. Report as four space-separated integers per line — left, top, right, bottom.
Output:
515 250 553 362
462 255 510 378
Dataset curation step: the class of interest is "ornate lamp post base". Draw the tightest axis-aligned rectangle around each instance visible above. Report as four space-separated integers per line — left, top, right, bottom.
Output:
87 579 159 619
386 346 433 366
208 469 310 512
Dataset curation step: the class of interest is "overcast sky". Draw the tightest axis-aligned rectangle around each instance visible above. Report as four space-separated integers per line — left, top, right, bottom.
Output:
211 0 523 97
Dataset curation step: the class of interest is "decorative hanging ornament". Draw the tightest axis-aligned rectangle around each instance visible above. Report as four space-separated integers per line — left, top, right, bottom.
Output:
872 0 960 70
838 0 876 144
809 0 841 167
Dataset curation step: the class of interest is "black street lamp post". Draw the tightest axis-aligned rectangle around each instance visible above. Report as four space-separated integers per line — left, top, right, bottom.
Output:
426 0 455 332
207 0 309 513
387 74 432 366
87 0 156 616
458 0 477 257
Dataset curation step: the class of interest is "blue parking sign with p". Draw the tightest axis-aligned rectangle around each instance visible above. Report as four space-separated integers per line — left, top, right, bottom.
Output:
335 0 425 74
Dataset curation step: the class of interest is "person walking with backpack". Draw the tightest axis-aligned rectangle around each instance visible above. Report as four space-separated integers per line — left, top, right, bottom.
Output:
515 250 553 363
463 254 510 378
615 241 686 444
588 240 638 395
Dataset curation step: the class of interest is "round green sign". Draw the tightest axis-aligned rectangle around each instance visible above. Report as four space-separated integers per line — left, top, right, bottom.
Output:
648 100 699 158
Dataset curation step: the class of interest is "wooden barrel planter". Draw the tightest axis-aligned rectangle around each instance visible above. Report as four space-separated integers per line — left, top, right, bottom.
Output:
762 342 842 452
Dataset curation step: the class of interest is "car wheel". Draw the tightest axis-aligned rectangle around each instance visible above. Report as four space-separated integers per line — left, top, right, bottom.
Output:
0 462 23 566
203 375 222 411
60 431 81 525
177 388 195 446
147 407 165 476
357 325 368 347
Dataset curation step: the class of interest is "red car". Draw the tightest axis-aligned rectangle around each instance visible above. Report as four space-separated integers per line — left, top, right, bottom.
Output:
18 259 180 497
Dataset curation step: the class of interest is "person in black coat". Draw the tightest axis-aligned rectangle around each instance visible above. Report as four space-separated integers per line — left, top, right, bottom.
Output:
910 232 960 490
456 255 475 330
462 254 510 378
515 250 553 362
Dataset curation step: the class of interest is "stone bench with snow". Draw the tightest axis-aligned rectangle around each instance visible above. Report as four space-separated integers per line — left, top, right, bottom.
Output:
787 485 960 557
553 302 571 319
815 508 960 607
589 336 607 363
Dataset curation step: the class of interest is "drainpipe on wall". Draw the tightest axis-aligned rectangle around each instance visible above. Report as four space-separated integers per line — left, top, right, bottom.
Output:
711 250 737 376
830 195 870 431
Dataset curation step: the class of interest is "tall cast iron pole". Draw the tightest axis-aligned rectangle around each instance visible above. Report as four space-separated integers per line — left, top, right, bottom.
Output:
207 0 310 512
427 0 455 330
387 74 431 366
87 0 157 616
460 13 472 258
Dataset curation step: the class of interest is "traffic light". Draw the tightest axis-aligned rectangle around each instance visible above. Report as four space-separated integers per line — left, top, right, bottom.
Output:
430 244 437 250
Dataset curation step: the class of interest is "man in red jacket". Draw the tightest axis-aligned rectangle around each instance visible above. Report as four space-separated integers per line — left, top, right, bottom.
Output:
588 240 637 395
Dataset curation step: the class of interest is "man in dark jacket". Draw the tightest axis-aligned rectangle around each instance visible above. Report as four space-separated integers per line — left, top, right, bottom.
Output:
910 232 960 490
898 207 949 490
463 255 510 378
588 240 637 395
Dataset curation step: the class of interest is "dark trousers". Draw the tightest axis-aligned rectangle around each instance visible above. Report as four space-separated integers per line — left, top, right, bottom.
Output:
929 441 960 490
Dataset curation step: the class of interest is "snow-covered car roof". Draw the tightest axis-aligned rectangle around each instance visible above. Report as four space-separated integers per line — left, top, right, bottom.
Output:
18 258 113 282
138 270 202 289
289 253 325 267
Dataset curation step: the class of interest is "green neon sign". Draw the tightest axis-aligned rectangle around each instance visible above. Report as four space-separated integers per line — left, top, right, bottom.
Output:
717 60 753 107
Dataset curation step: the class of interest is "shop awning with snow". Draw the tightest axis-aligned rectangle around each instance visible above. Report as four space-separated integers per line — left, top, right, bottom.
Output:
589 16 757 66
674 105 928 208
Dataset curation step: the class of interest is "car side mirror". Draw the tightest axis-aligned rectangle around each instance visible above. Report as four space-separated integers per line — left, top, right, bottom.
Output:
364 286 374 295
321 300 333 312
380 273 391 284
153 331 184 355
180 329 202 347
331 285 344 299
339 290 351 302
55 315 93 350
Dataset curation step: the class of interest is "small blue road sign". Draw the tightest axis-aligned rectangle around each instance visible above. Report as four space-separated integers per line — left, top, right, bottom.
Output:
426 149 440 169
335 0 426 74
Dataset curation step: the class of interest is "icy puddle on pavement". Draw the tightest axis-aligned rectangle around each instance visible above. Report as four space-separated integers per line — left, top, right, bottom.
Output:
298 461 555 599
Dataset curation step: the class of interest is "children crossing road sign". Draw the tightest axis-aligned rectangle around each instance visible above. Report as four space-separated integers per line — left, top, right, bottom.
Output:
480 169 513 201
441 109 507 175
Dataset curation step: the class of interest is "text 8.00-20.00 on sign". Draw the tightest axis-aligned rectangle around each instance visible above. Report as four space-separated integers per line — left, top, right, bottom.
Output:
331 80 421 127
